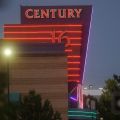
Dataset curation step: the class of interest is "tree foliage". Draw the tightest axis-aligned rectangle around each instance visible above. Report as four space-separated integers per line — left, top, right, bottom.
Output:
98 75 120 120
17 91 62 120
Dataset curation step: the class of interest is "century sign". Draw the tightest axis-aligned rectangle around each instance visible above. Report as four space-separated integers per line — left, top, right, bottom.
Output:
21 6 92 24
25 8 82 19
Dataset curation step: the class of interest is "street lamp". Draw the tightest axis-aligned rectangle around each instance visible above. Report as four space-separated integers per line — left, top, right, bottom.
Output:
3 48 12 57
3 47 13 102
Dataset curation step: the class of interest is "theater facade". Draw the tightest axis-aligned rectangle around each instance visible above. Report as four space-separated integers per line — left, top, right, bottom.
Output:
2 6 94 120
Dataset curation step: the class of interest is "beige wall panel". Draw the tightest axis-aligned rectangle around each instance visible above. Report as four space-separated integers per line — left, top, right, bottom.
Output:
9 55 68 120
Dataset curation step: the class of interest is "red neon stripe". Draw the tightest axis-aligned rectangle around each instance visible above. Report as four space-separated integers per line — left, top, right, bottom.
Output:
65 49 72 52
67 44 81 46
68 74 80 77
68 80 80 83
67 56 81 58
68 68 80 70
4 24 82 28
68 62 80 64
4 37 81 40
69 38 82 40
4 38 52 40
4 31 52 34
4 31 82 34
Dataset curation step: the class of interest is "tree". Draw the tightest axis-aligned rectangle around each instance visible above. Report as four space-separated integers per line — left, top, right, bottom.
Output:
98 75 120 120
17 91 62 120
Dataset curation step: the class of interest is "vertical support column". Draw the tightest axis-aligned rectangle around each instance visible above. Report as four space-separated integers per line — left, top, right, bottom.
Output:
77 84 83 109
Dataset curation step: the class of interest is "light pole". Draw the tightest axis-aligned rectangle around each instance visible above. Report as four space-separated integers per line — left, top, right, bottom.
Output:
3 48 13 102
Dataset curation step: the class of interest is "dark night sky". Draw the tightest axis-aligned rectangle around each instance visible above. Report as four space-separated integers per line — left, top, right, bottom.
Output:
0 0 120 89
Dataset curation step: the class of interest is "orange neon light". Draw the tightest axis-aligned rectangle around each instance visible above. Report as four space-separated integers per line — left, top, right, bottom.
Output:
67 56 81 58
4 37 81 40
5 31 52 34
68 62 80 64
68 38 82 40
4 38 52 40
66 43 81 46
4 24 82 28
68 80 80 83
4 31 82 34
68 74 80 77
68 68 80 70
65 49 72 52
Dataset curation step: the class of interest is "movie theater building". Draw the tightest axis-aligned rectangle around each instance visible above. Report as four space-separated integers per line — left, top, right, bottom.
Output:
0 6 97 120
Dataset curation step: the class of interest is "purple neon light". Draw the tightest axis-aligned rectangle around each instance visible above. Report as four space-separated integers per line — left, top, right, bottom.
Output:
70 96 77 101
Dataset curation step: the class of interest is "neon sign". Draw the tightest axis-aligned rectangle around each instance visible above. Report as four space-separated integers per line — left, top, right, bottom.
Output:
25 8 82 19
4 24 83 85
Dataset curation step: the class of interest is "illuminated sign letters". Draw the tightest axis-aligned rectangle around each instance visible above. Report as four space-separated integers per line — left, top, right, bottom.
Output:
25 8 82 19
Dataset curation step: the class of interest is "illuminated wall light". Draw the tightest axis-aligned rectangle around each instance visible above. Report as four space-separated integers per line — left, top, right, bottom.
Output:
70 96 78 101
4 30 82 34
68 74 80 77
66 43 81 46
4 37 81 40
70 43 81 46
69 38 82 40
68 68 80 70
68 110 97 115
4 24 83 28
67 56 81 58
5 31 52 34
4 38 52 40
68 62 80 64
68 114 96 119
68 31 82 33
68 80 80 83
68 110 97 119
65 49 72 52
